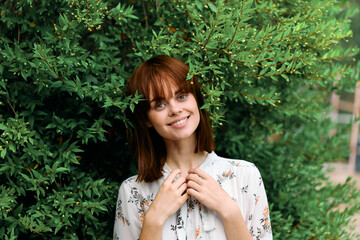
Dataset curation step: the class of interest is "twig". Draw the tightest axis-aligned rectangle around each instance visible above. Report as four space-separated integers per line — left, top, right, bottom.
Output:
156 0 160 14
4 96 17 116
185 0 195 21
37 50 65 83
222 0 246 50
203 4 219 49
18 24 20 43
235 89 273 101
142 1 149 28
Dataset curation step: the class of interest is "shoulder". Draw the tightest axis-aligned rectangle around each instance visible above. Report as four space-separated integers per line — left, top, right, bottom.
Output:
122 175 138 185
117 175 139 194
209 152 263 181
210 152 258 170
120 175 138 187
118 174 162 197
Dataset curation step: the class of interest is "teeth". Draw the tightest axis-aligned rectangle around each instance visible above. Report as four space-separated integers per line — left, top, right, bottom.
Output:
170 117 187 126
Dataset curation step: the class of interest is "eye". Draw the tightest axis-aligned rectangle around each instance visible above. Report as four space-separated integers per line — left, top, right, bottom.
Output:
178 94 188 101
154 103 165 110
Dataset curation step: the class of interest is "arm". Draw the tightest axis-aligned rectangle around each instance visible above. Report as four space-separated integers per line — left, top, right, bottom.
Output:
186 168 252 240
139 169 189 240
218 200 253 240
246 168 272 239
113 181 141 240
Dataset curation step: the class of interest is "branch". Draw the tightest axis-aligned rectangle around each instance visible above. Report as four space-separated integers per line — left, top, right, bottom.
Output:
18 24 20 43
221 0 246 50
36 50 65 84
6 98 17 116
185 0 195 21
142 1 149 28
235 89 274 101
203 6 219 49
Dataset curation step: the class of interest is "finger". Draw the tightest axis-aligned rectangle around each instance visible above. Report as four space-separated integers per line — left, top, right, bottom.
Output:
186 173 204 184
173 176 186 189
177 182 188 195
165 169 181 183
189 168 209 179
187 180 201 191
187 188 201 200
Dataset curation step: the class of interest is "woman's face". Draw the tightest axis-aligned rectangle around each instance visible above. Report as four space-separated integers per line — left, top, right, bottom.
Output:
146 84 200 143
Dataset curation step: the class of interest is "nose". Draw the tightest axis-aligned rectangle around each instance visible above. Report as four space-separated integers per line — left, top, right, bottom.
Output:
168 101 182 116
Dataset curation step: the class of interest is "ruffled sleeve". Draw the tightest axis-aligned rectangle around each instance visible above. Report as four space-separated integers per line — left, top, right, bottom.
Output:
246 167 272 239
113 179 142 240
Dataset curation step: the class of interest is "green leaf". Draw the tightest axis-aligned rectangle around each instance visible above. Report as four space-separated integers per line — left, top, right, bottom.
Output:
195 0 203 11
55 167 69 173
207 3 217 13
0 149 6 159
51 81 63 88
19 172 31 181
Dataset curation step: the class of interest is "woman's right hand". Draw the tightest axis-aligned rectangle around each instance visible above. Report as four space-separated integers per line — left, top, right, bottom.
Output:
144 169 189 230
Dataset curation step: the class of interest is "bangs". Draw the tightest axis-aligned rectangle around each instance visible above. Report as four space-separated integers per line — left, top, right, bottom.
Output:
132 56 196 106
143 71 191 102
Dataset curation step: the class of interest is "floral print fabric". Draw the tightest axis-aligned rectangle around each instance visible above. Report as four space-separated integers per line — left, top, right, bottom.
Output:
114 152 272 240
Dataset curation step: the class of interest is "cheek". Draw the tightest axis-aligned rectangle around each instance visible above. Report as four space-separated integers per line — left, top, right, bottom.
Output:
191 107 200 127
192 100 201 120
146 112 155 127
147 111 164 127
195 110 201 126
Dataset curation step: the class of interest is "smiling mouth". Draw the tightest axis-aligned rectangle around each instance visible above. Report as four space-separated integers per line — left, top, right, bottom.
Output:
168 116 190 126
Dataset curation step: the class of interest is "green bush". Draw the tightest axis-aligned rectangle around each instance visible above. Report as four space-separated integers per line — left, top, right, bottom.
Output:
1 0 360 239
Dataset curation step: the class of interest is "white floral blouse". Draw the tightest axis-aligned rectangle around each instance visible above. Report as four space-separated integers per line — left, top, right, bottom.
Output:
114 152 273 240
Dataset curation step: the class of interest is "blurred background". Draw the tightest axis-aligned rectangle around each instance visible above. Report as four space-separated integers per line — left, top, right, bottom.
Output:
326 0 360 234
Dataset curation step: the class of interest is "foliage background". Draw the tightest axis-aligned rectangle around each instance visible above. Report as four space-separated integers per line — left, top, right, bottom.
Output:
1 0 360 239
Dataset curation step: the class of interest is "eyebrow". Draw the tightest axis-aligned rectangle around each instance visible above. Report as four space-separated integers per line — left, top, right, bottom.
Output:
149 88 184 103
149 97 163 104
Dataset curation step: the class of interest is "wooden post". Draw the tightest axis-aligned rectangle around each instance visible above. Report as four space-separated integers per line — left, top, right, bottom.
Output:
349 81 360 174
330 91 340 122
329 89 340 137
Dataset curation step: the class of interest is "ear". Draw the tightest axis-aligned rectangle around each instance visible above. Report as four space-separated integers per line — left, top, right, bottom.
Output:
145 120 152 128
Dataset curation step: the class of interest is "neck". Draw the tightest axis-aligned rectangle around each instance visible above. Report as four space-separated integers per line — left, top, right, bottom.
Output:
164 135 207 177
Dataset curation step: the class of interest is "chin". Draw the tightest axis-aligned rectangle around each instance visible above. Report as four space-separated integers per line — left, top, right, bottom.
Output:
171 130 197 141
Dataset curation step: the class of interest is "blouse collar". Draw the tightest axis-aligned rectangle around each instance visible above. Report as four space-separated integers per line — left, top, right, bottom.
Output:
162 151 217 174
162 152 217 237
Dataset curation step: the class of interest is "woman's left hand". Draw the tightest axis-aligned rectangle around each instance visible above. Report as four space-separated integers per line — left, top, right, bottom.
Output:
186 168 235 215
187 168 252 240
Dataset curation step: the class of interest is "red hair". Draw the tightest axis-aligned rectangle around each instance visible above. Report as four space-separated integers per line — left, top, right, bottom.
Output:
127 55 215 182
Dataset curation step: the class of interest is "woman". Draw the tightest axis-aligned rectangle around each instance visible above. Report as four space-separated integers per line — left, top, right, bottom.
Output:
114 55 272 240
